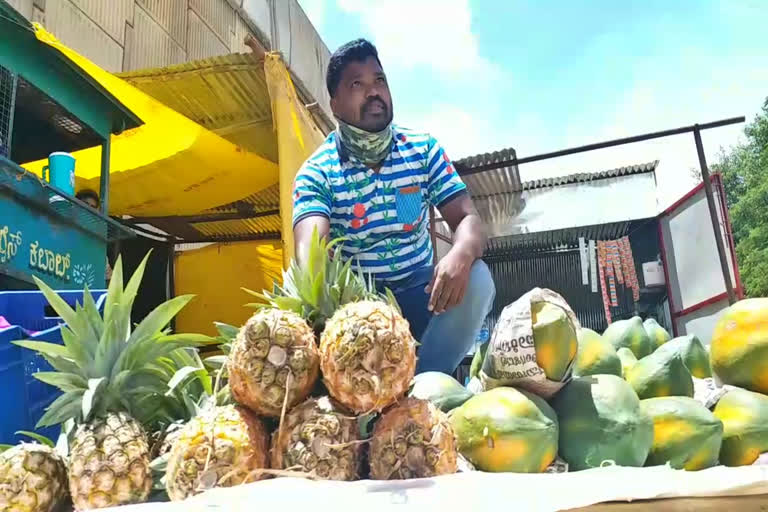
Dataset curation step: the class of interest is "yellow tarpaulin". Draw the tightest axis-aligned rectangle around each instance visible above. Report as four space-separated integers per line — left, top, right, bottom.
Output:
174 241 283 336
264 53 327 265
21 25 279 217
17 24 332 332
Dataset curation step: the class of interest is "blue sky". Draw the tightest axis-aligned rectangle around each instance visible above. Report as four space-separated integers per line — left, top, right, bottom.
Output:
297 0 767 207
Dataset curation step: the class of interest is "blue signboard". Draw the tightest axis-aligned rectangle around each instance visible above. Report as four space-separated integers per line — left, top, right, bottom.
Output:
0 161 107 290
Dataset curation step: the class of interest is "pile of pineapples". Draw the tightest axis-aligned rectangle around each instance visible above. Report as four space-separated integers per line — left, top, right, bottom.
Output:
0 231 459 511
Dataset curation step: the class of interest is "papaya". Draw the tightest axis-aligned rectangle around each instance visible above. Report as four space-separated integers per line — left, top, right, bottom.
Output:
573 328 622 377
532 301 578 381
713 388 768 466
641 397 723 470
617 347 638 378
643 318 671 350
603 316 652 359
710 298 768 394
655 334 712 378
450 387 558 473
469 341 489 380
551 374 653 470
408 371 474 412
625 350 694 399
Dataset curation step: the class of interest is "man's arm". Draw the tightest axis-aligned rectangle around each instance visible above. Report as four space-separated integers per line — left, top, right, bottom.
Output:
426 193 488 314
293 216 330 267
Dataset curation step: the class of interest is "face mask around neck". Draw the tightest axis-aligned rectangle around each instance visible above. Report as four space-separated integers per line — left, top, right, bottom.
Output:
336 117 393 166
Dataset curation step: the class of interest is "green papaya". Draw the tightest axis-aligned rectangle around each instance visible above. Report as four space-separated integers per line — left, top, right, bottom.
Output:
531 301 578 381
408 371 474 412
655 334 712 378
643 318 671 350
713 388 768 466
551 374 653 471
450 387 559 473
710 299 768 393
641 396 722 470
617 347 638 377
625 350 694 399
469 341 489 380
573 328 622 377
603 317 652 359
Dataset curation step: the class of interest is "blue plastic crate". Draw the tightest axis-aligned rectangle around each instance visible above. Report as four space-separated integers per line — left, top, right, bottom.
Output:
0 289 107 334
0 326 32 443
0 289 107 443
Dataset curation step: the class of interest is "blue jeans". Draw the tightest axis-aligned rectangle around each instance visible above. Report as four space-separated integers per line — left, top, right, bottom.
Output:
383 260 496 375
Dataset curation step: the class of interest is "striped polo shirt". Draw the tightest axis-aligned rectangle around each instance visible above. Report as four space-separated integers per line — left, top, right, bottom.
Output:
292 125 467 284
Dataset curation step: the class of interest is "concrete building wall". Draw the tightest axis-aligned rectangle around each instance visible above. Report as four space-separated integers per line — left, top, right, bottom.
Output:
4 0 332 118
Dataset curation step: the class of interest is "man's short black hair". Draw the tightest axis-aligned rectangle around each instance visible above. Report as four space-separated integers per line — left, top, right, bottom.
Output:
76 189 99 206
326 38 382 98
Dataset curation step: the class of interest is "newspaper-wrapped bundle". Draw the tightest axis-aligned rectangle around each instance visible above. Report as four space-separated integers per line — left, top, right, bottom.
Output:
480 288 580 399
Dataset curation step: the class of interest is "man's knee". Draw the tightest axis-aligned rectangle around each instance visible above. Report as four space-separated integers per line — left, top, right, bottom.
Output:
465 259 495 311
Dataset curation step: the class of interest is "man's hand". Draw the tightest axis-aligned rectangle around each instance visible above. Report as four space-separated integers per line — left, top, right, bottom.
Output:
426 246 475 314
426 193 488 314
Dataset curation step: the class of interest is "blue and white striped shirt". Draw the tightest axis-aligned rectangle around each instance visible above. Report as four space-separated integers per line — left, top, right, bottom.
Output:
292 125 467 284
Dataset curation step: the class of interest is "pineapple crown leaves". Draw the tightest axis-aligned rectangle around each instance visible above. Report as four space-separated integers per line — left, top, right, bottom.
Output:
242 227 394 331
12 251 216 430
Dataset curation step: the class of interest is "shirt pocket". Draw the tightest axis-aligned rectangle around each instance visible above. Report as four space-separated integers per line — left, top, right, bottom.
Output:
395 185 423 225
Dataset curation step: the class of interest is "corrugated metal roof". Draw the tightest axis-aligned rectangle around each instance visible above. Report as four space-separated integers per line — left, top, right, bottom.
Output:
455 147 521 197
522 160 659 191
208 183 280 214
118 52 277 162
191 215 281 240
117 52 281 242
486 220 639 253
118 52 271 133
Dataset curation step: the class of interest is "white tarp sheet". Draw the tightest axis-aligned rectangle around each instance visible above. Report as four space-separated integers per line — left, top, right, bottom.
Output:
104 464 768 512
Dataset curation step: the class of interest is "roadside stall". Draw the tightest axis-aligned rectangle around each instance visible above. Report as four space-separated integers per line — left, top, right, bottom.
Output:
2 4 768 511
0 3 141 442
0 5 140 291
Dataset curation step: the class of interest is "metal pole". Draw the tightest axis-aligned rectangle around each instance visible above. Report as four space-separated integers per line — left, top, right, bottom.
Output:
693 125 737 305
429 206 438 264
99 137 110 214
7 72 17 153
457 116 745 177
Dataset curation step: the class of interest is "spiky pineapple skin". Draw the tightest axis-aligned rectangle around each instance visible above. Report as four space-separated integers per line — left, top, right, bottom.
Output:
0 443 68 512
320 300 417 413
270 396 361 480
369 397 457 480
165 405 269 501
68 412 151 510
229 309 320 417
151 421 186 459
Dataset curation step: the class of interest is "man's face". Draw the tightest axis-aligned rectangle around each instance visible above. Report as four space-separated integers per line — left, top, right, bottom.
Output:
331 56 393 132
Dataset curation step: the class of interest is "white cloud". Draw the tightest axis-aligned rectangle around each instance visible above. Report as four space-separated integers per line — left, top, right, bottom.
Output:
336 0 496 76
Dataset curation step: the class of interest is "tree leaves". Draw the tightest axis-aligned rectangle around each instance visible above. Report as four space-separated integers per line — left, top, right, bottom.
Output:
713 98 768 297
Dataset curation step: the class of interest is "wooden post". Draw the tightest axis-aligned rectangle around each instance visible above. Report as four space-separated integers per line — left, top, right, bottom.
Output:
429 206 438 264
694 125 736 305
99 137 110 214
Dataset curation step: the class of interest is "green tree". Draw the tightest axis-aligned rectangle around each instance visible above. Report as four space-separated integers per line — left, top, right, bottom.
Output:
709 98 768 297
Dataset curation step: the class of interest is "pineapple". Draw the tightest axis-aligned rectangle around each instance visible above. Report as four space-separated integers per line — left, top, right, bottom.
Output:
320 301 417 413
228 309 319 417
270 396 362 480
13 254 213 510
232 228 386 417
165 405 269 501
248 228 417 414
0 442 68 512
369 397 457 480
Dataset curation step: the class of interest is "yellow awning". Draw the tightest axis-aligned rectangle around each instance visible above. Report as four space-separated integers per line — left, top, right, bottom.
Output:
21 24 279 217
